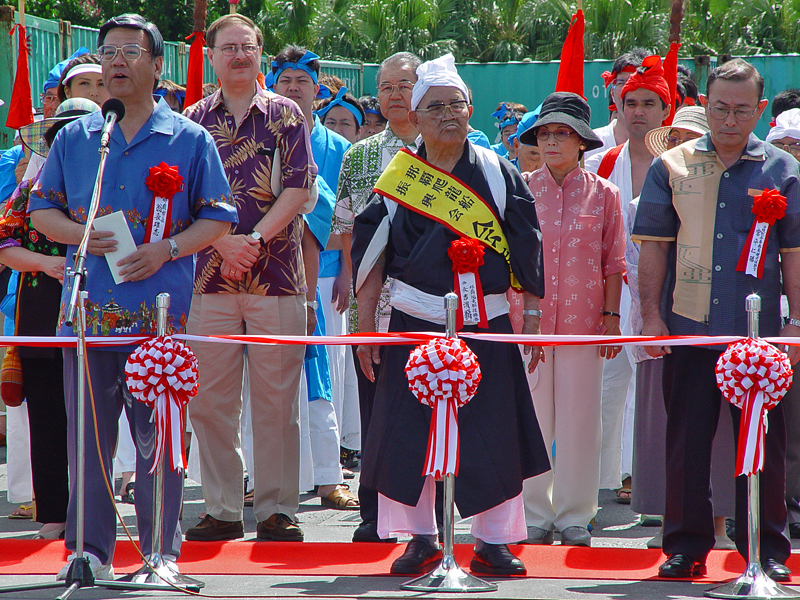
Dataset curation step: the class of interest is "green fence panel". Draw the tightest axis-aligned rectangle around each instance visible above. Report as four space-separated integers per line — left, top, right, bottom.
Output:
365 56 800 142
70 25 97 56
319 60 363 97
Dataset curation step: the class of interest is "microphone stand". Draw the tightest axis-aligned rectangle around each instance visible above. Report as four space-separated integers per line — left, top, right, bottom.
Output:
0 117 195 599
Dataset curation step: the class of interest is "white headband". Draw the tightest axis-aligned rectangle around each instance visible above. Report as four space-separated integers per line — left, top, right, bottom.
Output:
63 63 102 84
767 108 800 144
410 53 470 111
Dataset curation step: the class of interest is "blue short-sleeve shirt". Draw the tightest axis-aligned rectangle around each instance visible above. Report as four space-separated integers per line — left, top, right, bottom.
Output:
29 100 237 338
632 133 800 338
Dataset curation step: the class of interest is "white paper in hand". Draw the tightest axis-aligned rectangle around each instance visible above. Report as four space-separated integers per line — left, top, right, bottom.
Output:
93 211 137 284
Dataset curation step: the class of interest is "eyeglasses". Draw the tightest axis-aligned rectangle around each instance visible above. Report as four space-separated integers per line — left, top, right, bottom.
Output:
707 105 759 121
377 81 414 95
98 44 149 62
415 100 469 118
39 92 59 103
536 129 576 142
772 141 800 156
667 133 701 148
213 44 260 56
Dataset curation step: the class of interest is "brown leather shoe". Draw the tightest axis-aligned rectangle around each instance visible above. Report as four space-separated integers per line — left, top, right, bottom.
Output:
257 513 304 541
185 514 244 541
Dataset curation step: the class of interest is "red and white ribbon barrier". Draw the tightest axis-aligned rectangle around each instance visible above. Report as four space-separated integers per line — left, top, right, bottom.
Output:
715 338 793 476
405 337 481 478
125 336 199 473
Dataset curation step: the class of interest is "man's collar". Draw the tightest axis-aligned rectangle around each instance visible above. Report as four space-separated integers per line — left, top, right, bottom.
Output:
694 132 766 161
212 83 273 115
386 123 418 148
86 98 174 135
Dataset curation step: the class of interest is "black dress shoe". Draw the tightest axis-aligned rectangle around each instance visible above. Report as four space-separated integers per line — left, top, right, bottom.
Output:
763 558 792 582
789 522 800 540
470 543 526 576
658 554 707 578
352 520 397 543
390 537 443 574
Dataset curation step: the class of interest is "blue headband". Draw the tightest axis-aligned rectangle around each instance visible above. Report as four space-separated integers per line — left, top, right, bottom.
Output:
316 87 363 126
364 108 381 115
270 50 331 99
491 102 507 120
508 103 542 145
44 47 89 93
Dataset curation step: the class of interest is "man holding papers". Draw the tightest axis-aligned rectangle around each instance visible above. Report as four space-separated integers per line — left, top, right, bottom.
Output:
29 14 236 580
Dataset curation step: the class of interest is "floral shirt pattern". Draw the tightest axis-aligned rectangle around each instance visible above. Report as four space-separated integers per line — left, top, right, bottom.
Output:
333 127 418 332
185 86 317 297
525 166 626 335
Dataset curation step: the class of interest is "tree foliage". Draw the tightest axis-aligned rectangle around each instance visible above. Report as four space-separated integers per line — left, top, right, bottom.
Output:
6 0 800 60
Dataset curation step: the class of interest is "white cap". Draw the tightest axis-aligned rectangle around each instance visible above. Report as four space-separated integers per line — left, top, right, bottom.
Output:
410 53 470 111
62 63 102 84
767 108 800 144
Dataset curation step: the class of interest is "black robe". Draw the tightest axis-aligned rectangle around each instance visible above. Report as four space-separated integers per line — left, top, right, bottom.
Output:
352 141 550 518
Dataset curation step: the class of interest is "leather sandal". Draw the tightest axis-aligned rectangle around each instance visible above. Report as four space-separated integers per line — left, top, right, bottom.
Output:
320 485 360 510
120 482 135 504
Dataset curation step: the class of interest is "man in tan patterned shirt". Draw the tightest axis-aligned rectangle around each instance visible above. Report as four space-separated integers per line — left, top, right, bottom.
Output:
183 14 317 543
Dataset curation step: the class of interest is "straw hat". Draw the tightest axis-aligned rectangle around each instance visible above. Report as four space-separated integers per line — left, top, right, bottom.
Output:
645 106 709 157
19 97 100 157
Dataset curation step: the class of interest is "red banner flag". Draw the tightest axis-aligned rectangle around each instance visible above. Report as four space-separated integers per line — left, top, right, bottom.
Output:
6 24 34 130
663 41 680 126
555 9 585 98
184 31 206 109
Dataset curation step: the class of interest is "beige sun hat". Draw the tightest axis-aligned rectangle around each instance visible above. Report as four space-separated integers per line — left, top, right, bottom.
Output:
19 97 100 157
645 106 709 157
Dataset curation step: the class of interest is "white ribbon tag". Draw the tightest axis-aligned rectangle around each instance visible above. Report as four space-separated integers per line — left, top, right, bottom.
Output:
458 272 481 325
149 196 170 243
744 221 769 277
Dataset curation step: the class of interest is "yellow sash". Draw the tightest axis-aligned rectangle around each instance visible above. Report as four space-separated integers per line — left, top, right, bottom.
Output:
373 148 520 289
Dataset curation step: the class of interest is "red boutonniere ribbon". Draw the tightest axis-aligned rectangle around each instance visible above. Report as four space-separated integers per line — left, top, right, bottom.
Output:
735 188 786 279
447 238 488 330
144 162 184 244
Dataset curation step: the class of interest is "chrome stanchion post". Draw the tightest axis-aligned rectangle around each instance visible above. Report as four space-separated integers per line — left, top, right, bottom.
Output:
129 293 204 590
401 293 498 593
706 294 800 599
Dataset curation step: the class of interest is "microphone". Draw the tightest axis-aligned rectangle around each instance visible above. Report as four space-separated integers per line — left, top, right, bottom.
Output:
99 99 125 149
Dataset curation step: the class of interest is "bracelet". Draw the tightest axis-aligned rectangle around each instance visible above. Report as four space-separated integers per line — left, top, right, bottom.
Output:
522 309 542 318
789 318 800 328
603 311 621 318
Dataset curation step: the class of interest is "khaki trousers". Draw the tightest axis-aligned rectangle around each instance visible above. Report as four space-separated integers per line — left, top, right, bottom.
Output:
188 293 305 522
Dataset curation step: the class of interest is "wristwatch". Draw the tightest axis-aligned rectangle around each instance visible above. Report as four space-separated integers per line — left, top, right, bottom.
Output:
167 238 179 260
307 300 319 311
522 309 542 318
789 318 800 328
249 231 264 246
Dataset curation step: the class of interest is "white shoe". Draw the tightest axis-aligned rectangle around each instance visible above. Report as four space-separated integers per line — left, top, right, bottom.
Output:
56 552 115 581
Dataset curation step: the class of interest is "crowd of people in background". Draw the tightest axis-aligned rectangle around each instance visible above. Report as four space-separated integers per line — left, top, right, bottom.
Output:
1 9 799 584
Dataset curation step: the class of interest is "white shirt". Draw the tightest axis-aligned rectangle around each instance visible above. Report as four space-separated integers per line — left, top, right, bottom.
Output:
586 120 620 159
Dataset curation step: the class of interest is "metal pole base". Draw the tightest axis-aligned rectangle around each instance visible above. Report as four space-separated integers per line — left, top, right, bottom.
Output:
122 553 205 590
705 563 800 599
401 555 498 593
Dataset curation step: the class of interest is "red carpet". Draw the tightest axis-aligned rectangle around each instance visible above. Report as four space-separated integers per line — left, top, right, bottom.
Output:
0 540 792 582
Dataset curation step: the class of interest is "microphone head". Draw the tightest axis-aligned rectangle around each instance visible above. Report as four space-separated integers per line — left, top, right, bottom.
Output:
102 98 126 121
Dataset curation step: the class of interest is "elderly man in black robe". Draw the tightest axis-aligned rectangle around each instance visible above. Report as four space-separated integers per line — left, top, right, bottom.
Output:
352 53 550 577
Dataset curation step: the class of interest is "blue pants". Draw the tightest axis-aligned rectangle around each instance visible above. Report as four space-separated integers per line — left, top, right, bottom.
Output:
63 349 183 565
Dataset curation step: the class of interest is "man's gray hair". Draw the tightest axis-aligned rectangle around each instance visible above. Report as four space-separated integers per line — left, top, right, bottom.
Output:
376 52 422 85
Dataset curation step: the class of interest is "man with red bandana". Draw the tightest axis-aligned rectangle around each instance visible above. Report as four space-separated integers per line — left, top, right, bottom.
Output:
584 55 672 507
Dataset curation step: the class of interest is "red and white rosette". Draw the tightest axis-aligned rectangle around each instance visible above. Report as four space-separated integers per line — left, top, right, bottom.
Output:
405 337 482 478
736 189 786 278
448 238 488 330
715 338 793 476
143 162 184 244
125 336 199 473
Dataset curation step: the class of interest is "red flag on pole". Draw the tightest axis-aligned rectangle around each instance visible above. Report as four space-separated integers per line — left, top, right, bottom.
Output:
555 9 585 98
662 41 680 126
5 24 33 129
184 31 206 109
